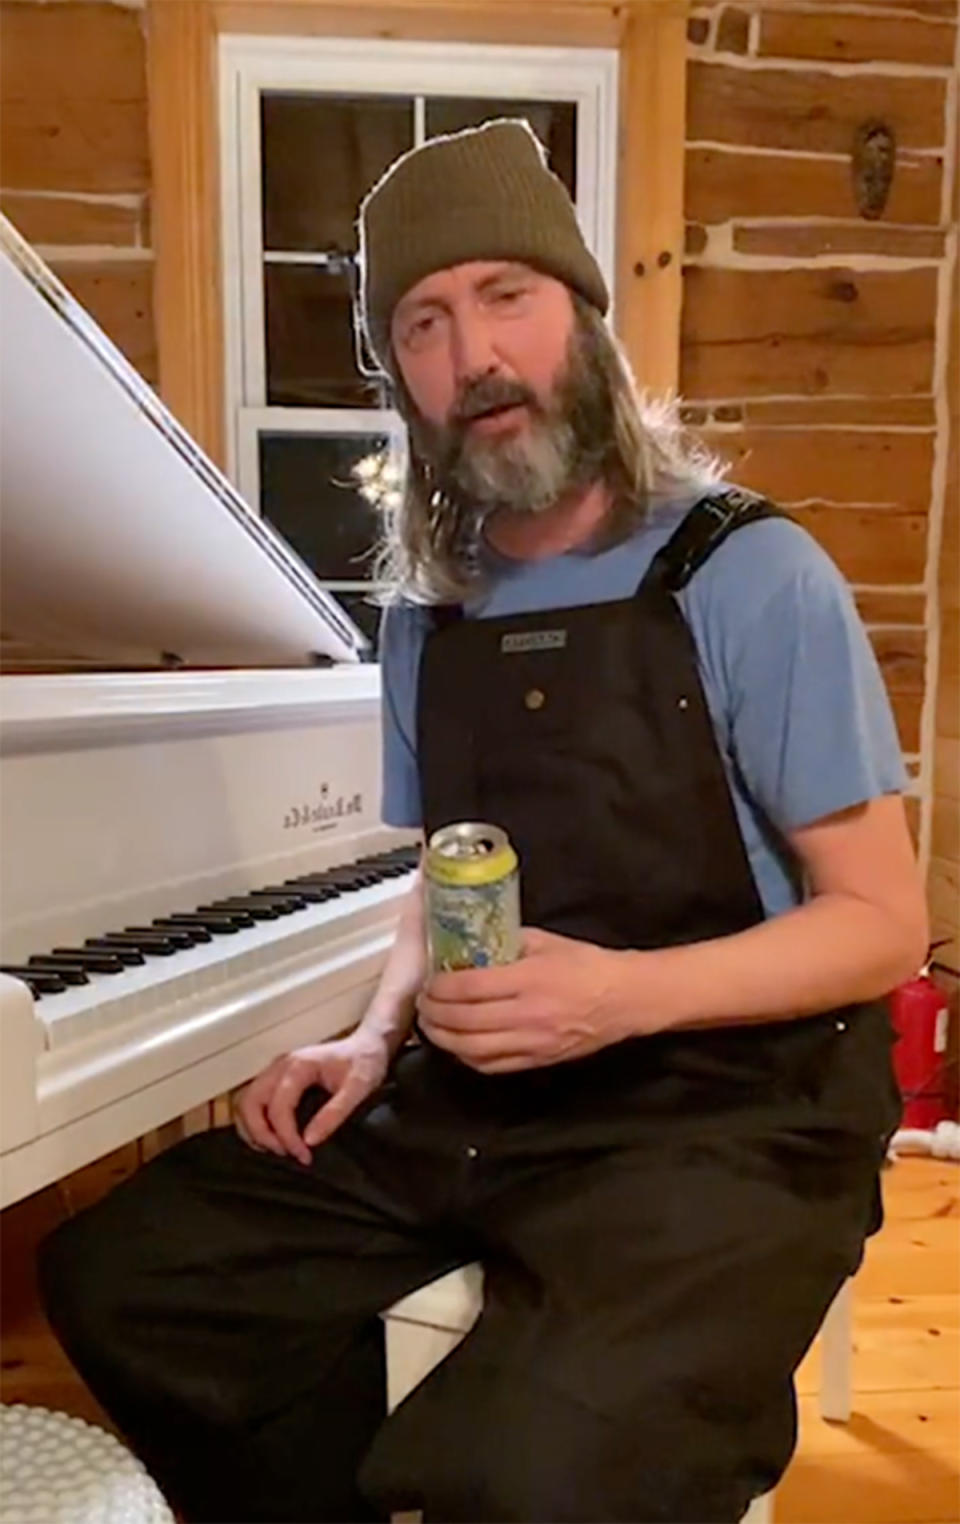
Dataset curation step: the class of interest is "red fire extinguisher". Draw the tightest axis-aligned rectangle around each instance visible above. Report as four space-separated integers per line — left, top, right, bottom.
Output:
889 943 953 1129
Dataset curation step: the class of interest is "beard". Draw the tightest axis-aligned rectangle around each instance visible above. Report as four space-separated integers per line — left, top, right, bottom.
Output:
401 317 614 526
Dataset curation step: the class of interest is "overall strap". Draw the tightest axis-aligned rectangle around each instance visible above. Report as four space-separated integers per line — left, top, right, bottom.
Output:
645 487 779 593
429 601 464 632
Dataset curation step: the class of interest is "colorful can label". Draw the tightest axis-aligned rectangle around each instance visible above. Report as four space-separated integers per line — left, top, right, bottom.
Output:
425 822 521 972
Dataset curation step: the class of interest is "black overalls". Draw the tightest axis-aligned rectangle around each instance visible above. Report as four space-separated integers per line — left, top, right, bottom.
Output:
40 496 900 1524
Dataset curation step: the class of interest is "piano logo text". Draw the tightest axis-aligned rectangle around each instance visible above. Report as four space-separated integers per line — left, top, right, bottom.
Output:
283 783 363 834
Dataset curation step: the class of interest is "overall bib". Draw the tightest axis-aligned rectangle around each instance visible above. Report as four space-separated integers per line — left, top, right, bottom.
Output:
39 496 901 1524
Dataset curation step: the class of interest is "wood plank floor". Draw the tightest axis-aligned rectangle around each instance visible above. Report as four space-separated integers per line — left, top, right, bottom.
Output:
1 1152 957 1522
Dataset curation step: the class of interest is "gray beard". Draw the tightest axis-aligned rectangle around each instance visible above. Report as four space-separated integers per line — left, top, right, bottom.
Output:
447 411 581 518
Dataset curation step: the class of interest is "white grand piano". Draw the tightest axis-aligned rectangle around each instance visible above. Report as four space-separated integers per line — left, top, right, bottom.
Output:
0 216 417 1208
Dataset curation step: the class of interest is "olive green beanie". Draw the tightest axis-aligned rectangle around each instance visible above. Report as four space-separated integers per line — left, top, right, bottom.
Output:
356 118 609 370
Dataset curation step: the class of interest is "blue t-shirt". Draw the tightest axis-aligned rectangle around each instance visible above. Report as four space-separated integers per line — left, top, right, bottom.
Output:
378 496 907 919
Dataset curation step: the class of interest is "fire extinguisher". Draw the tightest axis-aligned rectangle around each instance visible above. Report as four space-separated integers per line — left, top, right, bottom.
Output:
889 942 953 1129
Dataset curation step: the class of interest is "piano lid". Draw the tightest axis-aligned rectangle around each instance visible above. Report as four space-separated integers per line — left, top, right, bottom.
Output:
0 215 368 669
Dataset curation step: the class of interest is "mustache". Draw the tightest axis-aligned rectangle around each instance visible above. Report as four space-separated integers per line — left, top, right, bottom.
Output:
451 374 540 425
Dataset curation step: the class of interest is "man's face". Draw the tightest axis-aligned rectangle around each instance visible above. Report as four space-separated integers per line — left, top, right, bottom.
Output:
390 261 586 516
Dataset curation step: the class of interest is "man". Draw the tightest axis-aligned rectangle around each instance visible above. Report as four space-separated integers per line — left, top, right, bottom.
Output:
41 120 926 1524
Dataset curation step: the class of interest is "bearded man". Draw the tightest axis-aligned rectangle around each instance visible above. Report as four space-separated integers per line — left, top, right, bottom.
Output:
40 120 927 1524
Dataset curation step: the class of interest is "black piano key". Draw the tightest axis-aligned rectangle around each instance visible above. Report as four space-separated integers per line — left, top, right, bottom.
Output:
151 918 213 943
83 939 147 965
358 851 411 868
265 883 339 903
124 924 196 949
2 965 68 995
295 870 372 891
212 892 309 914
139 920 207 946
92 933 180 958
21 958 89 986
282 876 343 896
324 870 380 889
241 892 310 912
33 950 126 975
163 912 250 934
203 899 282 921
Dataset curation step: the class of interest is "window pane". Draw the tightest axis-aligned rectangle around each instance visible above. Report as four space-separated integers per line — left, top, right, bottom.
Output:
265 265 382 407
259 432 386 584
262 93 414 253
425 99 576 199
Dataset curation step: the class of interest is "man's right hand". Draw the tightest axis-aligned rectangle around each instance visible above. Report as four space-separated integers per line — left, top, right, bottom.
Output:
233 1028 390 1164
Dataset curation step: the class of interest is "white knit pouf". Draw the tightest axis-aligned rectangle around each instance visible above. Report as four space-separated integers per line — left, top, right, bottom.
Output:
0 1404 174 1524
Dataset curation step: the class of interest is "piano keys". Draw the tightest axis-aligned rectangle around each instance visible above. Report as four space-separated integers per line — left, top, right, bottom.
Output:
0 215 417 1207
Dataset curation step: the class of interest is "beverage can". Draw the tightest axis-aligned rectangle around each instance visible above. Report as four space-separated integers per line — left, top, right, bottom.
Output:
424 822 521 972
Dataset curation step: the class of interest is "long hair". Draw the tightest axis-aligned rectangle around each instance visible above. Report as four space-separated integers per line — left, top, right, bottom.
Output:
363 296 728 604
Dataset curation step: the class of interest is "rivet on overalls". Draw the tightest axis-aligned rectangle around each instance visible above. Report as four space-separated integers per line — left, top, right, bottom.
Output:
678 696 689 710
525 688 546 711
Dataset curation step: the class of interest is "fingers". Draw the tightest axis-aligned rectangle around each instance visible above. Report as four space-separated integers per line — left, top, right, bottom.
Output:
302 1077 364 1148
234 1077 286 1157
427 963 525 1004
421 1017 534 1069
418 992 520 1033
265 1071 313 1165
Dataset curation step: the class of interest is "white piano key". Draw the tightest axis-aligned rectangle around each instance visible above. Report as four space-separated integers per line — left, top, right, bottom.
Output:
34 873 414 1050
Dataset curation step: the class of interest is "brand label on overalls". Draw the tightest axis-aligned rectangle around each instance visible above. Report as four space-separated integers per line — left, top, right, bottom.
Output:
500 630 568 654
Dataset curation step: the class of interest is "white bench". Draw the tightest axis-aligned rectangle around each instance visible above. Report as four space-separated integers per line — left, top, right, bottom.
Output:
383 1267 854 1524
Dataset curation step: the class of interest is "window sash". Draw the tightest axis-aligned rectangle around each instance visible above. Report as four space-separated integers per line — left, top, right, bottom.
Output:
219 34 619 485
236 406 405 511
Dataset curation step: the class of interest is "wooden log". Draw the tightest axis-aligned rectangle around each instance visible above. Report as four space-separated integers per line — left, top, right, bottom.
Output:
928 854 959 939
704 427 936 514
686 146 942 226
904 794 921 847
870 627 927 696
740 397 937 427
51 259 157 384
931 794 959 866
688 61 947 154
732 224 947 260
681 266 937 399
0 192 143 249
757 10 958 68
856 589 926 626
934 737 960 801
0 1 149 193
789 504 928 585
715 6 750 54
892 691 923 753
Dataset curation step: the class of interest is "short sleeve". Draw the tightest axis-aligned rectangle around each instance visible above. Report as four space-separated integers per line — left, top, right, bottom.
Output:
378 601 427 828
721 529 908 833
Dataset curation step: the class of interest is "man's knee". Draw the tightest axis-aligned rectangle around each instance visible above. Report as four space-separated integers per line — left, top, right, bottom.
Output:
39 1181 141 1360
38 1134 214 1354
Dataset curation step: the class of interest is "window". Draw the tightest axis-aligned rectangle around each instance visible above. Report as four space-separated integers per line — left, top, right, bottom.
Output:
220 37 619 645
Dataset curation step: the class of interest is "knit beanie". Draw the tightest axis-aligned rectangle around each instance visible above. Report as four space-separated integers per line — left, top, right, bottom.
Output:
356 118 609 370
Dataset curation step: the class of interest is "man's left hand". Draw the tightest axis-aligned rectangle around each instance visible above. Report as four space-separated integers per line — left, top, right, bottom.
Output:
417 928 642 1073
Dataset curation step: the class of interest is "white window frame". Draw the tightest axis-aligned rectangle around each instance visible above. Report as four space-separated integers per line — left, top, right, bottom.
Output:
219 34 619 507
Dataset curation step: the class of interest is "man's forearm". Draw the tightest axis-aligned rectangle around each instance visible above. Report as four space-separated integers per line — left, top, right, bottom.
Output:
619 894 927 1033
359 868 427 1057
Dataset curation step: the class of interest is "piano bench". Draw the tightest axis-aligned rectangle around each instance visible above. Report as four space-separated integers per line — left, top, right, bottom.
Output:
381 1267 855 1524
0 1403 175 1523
